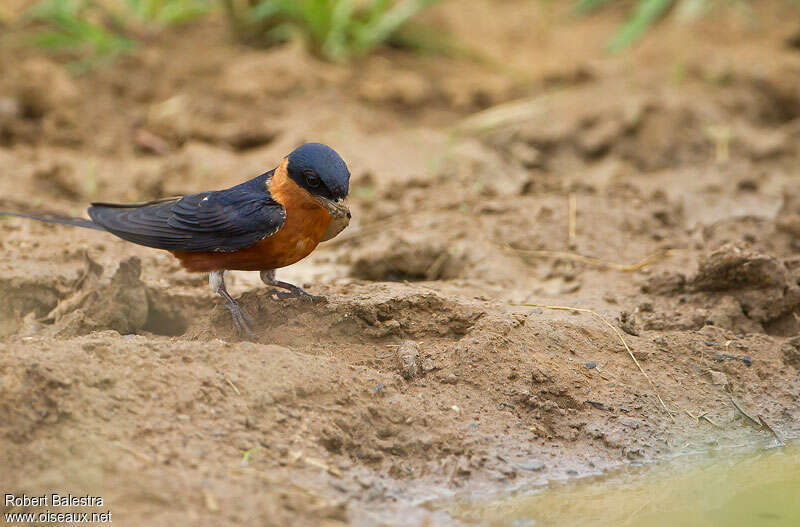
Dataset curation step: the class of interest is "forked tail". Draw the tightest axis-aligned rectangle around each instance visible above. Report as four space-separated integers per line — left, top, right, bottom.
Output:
0 210 107 231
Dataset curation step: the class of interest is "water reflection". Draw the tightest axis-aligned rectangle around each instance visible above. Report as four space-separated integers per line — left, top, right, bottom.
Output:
454 441 800 527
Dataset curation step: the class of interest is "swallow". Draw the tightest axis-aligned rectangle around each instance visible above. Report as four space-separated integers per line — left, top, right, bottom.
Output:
0 143 351 336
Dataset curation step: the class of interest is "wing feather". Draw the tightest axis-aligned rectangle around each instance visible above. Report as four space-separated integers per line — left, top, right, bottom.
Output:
87 173 285 252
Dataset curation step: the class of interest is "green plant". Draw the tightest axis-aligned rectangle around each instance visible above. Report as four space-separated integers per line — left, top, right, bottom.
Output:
26 0 133 70
24 0 213 72
125 0 215 25
606 0 675 52
221 0 442 61
576 0 753 52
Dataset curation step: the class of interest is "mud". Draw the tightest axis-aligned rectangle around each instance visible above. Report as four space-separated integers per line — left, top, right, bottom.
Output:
1 2 799 526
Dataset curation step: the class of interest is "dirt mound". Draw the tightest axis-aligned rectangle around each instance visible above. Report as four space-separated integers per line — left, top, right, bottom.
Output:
639 243 800 336
0 336 365 525
692 243 790 291
194 283 486 344
782 336 800 370
690 244 800 334
45 257 150 337
482 72 800 177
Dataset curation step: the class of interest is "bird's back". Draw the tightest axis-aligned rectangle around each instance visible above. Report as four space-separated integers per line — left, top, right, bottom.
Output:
88 173 286 253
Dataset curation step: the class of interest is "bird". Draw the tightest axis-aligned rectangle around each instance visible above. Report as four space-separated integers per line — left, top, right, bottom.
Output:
0 142 351 336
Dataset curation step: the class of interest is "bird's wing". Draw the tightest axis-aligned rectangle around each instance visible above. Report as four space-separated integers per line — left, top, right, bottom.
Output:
87 173 285 252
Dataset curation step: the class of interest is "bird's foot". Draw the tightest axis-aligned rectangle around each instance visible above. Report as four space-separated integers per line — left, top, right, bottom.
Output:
227 300 255 339
211 271 256 338
260 271 325 303
270 285 326 303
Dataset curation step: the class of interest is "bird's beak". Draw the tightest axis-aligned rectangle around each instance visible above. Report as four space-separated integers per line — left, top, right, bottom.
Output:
315 196 350 219
317 197 352 242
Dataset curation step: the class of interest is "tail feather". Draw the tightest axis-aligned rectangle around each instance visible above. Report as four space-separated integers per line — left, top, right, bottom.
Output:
0 210 107 231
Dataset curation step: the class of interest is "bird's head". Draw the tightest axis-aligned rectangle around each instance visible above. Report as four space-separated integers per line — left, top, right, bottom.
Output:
287 143 350 211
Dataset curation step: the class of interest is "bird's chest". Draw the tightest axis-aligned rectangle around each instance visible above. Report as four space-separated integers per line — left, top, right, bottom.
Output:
252 196 331 269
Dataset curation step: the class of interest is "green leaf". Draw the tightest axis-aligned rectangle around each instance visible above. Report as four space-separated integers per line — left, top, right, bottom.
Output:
606 0 675 52
221 0 444 61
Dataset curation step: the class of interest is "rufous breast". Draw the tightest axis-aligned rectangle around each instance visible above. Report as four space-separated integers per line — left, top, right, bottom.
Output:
171 159 332 272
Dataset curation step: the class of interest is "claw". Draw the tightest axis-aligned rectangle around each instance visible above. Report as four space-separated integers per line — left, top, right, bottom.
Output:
210 270 257 339
274 288 325 303
227 300 255 339
260 270 325 304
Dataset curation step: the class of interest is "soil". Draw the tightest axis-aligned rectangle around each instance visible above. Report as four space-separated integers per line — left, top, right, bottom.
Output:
1 2 800 525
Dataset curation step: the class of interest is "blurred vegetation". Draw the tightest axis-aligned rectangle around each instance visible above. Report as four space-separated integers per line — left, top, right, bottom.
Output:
24 0 214 72
19 0 441 69
25 0 133 72
577 0 798 52
15 0 798 71
577 0 676 52
126 0 216 24
221 0 442 61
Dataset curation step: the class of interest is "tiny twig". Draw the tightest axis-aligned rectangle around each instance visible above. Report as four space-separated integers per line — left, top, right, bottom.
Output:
290 451 342 478
225 377 241 395
729 394 761 427
425 251 449 280
697 412 720 428
202 489 219 511
674 402 718 427
568 193 577 246
758 415 785 446
519 303 674 418
729 395 785 445
113 441 153 464
455 94 551 134
504 246 681 272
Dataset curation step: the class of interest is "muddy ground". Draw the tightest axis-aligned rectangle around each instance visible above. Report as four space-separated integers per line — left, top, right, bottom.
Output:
1 2 799 525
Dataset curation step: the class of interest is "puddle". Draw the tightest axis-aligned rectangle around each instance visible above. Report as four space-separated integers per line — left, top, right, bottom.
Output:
452 441 800 527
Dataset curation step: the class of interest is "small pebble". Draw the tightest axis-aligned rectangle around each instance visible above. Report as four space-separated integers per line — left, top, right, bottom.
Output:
516 459 546 472
397 340 420 379
708 370 728 386
441 373 458 384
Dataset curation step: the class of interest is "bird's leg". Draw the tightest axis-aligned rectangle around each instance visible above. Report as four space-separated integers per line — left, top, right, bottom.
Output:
210 270 254 337
260 270 324 302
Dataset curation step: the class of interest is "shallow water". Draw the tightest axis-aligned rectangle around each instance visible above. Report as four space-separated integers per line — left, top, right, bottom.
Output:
453 441 800 527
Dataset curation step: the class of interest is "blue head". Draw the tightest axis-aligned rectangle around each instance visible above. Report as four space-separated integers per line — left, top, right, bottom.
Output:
287 143 350 203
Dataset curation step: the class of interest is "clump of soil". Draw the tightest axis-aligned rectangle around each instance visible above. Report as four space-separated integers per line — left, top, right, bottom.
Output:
45 257 150 337
782 336 800 369
692 243 789 291
689 244 800 334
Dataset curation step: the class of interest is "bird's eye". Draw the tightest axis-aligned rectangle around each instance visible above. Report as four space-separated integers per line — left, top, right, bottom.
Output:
304 171 320 188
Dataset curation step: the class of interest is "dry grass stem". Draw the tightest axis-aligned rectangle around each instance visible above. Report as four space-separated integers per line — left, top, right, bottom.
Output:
505 246 681 272
519 302 674 418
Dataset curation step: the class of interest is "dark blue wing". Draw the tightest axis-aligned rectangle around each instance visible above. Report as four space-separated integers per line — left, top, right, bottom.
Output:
87 172 285 252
